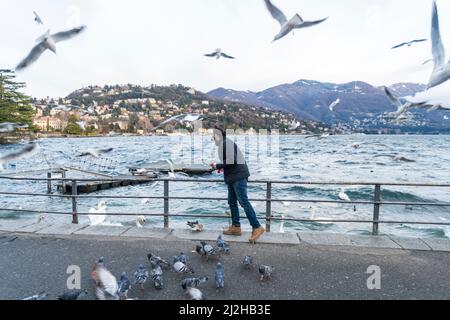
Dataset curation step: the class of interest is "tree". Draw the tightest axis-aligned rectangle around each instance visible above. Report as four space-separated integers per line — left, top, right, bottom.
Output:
0 69 35 126
64 123 83 135
64 114 82 135
128 113 139 133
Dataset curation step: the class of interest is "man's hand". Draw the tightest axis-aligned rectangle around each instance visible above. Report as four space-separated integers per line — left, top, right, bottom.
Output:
210 163 217 170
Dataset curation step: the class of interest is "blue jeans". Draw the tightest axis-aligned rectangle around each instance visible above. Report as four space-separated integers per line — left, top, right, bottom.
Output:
227 179 261 229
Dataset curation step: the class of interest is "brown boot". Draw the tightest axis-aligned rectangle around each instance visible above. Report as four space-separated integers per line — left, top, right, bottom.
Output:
249 227 265 243
223 225 242 236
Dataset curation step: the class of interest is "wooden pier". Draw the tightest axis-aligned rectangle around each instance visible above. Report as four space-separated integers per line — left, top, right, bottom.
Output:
56 175 156 194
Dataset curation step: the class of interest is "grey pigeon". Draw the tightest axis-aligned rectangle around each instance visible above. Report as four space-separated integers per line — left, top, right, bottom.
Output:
117 272 131 299
58 289 88 300
185 287 203 300
242 255 254 269
173 261 195 276
259 265 274 281
147 253 170 269
22 291 49 300
264 0 328 42
200 241 217 261
176 252 189 265
181 277 209 290
134 264 149 291
215 262 225 289
150 261 164 290
91 257 119 300
16 26 86 71
216 235 230 254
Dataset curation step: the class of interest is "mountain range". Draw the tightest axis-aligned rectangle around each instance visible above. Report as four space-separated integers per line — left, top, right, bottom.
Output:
208 79 450 132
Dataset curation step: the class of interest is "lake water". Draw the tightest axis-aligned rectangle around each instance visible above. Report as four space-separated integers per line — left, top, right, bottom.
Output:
1 134 449 239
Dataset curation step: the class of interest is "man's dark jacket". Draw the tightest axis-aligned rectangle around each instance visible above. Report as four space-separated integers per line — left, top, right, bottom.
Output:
216 138 250 184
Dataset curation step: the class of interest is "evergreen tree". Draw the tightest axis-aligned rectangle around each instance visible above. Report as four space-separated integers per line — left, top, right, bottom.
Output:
0 69 35 126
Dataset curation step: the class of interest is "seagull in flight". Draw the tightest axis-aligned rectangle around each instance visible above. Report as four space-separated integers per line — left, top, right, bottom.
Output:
428 0 450 89
16 26 86 71
204 49 235 60
77 148 114 158
0 142 39 170
391 39 427 49
264 0 328 42
153 114 207 131
384 86 450 118
34 11 44 25
289 120 300 131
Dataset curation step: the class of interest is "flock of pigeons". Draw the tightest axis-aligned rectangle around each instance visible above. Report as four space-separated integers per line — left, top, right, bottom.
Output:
23 235 274 300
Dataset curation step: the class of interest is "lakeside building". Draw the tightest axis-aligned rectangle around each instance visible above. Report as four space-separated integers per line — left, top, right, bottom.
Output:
33 116 67 131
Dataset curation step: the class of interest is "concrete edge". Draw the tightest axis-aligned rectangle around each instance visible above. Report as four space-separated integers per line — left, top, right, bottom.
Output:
1 219 449 252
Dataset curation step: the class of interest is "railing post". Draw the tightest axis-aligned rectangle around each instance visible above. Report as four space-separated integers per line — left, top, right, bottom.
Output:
372 184 381 235
47 172 52 194
266 182 272 232
72 180 78 224
164 180 169 228
61 170 67 194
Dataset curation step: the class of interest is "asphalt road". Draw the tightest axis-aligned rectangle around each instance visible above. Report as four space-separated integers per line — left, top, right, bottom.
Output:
0 232 449 300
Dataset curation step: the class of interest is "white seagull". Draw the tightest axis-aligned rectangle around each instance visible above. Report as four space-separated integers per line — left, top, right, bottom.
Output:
34 11 44 25
289 120 300 131
328 98 341 111
384 86 450 118
204 49 235 60
0 143 39 169
153 114 206 131
391 39 427 49
16 26 86 71
78 147 114 158
428 1 450 89
88 201 107 226
338 190 351 202
264 0 328 42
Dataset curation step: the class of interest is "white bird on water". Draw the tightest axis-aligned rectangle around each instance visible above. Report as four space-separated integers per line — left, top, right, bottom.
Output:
136 216 147 228
338 190 351 202
264 0 328 42
88 201 107 226
427 1 450 89
16 26 86 71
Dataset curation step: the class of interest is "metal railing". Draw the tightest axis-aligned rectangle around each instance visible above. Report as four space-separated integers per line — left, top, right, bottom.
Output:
0 175 450 235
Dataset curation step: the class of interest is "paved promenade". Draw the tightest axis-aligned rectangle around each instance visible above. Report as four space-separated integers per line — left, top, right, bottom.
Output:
0 219 450 300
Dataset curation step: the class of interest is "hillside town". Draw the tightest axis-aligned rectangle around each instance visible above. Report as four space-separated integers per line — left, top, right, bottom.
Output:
30 84 332 136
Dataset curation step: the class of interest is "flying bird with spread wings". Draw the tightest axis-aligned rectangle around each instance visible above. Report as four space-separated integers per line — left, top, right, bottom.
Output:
204 48 235 60
391 39 428 49
263 0 328 42
16 26 86 71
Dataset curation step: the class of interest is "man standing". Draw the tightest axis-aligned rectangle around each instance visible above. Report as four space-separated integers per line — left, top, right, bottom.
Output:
211 126 265 243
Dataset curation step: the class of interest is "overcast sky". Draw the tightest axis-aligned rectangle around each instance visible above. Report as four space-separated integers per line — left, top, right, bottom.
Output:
1 0 449 98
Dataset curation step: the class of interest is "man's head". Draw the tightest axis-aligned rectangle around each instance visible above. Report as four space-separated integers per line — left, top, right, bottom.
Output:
212 125 225 146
